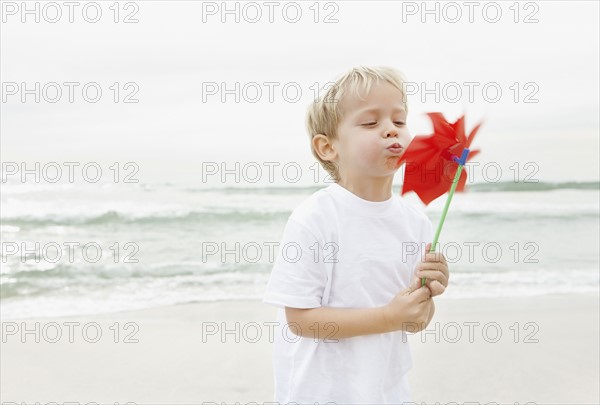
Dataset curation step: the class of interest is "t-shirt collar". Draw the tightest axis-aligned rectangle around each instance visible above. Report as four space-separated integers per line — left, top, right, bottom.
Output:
326 182 396 217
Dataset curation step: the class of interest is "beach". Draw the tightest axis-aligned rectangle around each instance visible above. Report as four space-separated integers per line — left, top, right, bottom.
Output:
1 293 598 404
2 0 599 403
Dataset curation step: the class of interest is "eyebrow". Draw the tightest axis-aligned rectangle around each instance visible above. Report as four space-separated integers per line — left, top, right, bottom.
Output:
355 107 407 115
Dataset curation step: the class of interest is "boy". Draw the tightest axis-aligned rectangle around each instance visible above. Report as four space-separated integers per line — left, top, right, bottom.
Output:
262 66 449 403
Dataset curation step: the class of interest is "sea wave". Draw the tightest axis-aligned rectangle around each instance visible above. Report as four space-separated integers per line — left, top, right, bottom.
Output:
467 181 599 192
2 180 598 195
1 267 598 319
0 209 291 226
2 203 597 227
181 181 600 194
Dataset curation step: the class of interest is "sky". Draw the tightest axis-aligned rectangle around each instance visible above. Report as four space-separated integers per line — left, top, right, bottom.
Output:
1 0 599 186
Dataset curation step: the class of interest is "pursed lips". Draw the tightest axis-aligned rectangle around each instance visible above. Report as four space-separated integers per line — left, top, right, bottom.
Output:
386 143 404 156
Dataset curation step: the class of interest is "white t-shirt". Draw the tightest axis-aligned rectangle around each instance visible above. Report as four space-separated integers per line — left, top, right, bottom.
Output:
262 182 434 404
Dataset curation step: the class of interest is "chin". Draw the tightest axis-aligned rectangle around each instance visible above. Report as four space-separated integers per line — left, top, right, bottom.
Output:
385 158 404 171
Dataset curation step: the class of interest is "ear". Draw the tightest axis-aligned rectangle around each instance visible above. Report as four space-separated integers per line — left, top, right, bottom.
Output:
312 134 338 162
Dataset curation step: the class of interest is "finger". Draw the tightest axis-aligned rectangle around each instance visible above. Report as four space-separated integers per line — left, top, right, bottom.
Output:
407 276 421 293
417 270 448 286
402 278 419 295
415 263 448 277
420 278 444 296
410 286 431 303
423 252 447 265
416 261 445 270
428 280 446 296
425 280 446 297
410 276 420 290
416 262 448 275
422 243 432 260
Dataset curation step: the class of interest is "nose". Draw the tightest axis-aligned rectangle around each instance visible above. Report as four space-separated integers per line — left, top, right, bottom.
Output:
384 122 398 138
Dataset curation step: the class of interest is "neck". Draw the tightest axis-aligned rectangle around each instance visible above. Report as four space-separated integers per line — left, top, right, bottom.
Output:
336 175 394 202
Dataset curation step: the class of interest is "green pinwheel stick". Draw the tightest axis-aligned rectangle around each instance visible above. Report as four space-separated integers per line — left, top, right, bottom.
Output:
421 148 470 287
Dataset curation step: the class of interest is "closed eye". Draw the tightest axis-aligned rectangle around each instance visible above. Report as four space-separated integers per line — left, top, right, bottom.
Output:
362 121 406 126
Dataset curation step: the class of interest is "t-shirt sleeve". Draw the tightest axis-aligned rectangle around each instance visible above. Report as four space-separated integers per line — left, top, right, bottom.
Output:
262 217 328 309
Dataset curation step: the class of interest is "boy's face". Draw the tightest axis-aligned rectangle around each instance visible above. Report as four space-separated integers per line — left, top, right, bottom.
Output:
332 81 411 181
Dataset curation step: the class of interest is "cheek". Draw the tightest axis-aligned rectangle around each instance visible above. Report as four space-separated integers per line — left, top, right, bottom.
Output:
351 138 380 161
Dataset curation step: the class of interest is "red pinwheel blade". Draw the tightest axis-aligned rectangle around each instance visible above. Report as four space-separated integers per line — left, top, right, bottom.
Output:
399 113 482 205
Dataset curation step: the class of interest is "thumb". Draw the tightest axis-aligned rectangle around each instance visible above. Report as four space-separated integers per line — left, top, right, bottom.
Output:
411 285 432 303
409 276 422 291
402 277 421 296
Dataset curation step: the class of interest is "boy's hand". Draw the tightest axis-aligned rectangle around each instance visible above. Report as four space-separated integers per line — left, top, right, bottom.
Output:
382 277 432 333
415 242 449 297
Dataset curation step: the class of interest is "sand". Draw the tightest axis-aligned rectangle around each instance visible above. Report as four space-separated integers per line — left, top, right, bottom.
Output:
1 293 598 404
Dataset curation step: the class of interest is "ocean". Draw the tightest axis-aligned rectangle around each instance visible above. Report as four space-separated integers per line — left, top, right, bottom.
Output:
1 179 598 319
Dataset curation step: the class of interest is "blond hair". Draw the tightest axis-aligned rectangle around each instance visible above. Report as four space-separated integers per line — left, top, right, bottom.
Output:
305 66 409 182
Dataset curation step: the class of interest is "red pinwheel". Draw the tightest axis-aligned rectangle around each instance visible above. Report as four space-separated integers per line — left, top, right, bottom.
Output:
397 112 483 286
399 113 482 205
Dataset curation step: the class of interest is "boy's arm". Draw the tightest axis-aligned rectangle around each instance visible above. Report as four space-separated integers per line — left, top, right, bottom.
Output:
285 283 432 340
285 306 390 340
